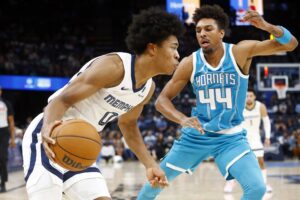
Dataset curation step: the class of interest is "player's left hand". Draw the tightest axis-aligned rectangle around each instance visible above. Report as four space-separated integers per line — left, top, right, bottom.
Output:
180 117 205 134
264 138 271 147
146 166 169 188
242 10 268 30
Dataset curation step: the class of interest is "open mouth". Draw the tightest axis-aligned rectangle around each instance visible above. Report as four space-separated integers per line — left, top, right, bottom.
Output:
201 40 210 48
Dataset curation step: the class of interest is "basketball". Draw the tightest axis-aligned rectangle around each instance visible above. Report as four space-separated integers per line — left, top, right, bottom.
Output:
49 119 101 171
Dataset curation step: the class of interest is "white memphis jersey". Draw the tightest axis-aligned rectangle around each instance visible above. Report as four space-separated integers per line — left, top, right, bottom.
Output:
48 52 152 131
243 101 263 149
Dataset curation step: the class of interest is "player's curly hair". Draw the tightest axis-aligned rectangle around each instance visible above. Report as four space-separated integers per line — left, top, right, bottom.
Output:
192 5 229 30
126 7 185 55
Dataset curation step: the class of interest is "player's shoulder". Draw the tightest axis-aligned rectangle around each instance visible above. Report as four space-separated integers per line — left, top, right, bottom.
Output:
174 55 193 79
92 53 125 75
81 53 126 87
102 53 127 69
256 100 267 110
179 54 193 67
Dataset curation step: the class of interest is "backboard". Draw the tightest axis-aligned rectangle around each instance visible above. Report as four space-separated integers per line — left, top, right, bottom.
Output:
257 63 300 92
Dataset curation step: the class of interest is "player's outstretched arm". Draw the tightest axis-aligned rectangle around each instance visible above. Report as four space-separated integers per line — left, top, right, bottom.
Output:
156 56 204 133
244 9 298 53
42 55 124 160
118 82 168 188
233 10 298 72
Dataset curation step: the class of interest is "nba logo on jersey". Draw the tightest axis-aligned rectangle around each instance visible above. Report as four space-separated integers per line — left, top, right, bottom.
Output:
191 43 249 132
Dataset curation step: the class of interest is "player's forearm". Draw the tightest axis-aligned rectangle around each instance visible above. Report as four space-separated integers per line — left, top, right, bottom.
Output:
119 124 157 168
263 23 283 37
155 96 188 126
264 23 298 50
43 98 70 128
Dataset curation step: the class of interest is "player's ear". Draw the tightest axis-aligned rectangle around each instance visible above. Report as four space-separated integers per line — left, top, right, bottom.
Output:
219 29 225 39
146 43 157 57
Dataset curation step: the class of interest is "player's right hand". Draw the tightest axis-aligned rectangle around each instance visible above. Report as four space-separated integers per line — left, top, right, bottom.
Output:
41 120 62 162
146 166 169 189
180 117 204 134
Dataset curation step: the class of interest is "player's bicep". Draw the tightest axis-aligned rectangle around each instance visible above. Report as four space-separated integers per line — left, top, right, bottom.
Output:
160 56 192 100
57 56 123 106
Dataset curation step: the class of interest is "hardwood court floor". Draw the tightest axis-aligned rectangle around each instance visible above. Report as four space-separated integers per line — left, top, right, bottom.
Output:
1 161 299 200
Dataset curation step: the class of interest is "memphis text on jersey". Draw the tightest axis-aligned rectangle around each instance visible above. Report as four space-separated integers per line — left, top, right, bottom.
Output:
104 94 133 112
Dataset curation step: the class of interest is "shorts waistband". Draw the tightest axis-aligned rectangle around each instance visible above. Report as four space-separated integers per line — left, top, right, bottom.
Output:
206 125 244 135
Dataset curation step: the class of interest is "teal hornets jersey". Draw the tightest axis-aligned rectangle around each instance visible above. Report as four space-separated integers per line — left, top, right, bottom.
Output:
191 43 249 132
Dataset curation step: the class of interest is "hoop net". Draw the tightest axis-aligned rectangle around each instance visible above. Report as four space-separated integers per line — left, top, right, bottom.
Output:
274 84 288 99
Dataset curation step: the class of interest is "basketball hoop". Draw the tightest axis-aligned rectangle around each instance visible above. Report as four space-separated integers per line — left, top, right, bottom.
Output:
274 84 287 99
271 75 289 100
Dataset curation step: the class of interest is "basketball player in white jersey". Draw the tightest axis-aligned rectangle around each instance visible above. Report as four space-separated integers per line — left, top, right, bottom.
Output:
224 88 272 193
22 8 184 200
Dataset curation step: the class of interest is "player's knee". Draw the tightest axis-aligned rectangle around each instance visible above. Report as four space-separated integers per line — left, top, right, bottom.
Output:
254 184 266 199
247 181 266 199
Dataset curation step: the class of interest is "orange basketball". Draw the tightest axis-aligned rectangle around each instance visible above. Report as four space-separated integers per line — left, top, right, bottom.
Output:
49 119 101 171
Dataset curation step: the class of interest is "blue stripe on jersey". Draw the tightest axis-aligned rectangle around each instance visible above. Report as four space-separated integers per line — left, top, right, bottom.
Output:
63 167 101 182
191 43 249 132
24 118 43 182
131 55 147 92
41 144 63 180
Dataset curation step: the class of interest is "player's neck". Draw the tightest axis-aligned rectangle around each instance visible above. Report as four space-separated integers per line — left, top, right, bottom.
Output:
134 55 155 88
203 43 224 67
246 102 255 110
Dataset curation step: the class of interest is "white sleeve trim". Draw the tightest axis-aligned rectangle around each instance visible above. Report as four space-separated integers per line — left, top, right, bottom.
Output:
229 44 249 79
190 51 197 83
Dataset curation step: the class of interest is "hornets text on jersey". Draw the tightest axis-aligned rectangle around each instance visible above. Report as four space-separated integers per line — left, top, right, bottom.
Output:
191 43 249 132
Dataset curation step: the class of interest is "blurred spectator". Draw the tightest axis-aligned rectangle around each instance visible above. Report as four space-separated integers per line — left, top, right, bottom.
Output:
101 141 115 164
0 86 16 192
292 129 300 159
151 133 166 161
121 137 135 161
154 116 168 132
144 130 157 149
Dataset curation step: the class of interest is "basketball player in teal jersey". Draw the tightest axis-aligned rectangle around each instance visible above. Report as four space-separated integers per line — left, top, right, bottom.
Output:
138 5 298 200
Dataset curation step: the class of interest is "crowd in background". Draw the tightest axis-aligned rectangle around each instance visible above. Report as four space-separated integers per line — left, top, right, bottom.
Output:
1 0 300 169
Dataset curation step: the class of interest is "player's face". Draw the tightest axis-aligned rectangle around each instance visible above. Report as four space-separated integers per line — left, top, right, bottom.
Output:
246 91 256 105
155 35 180 75
195 18 224 54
